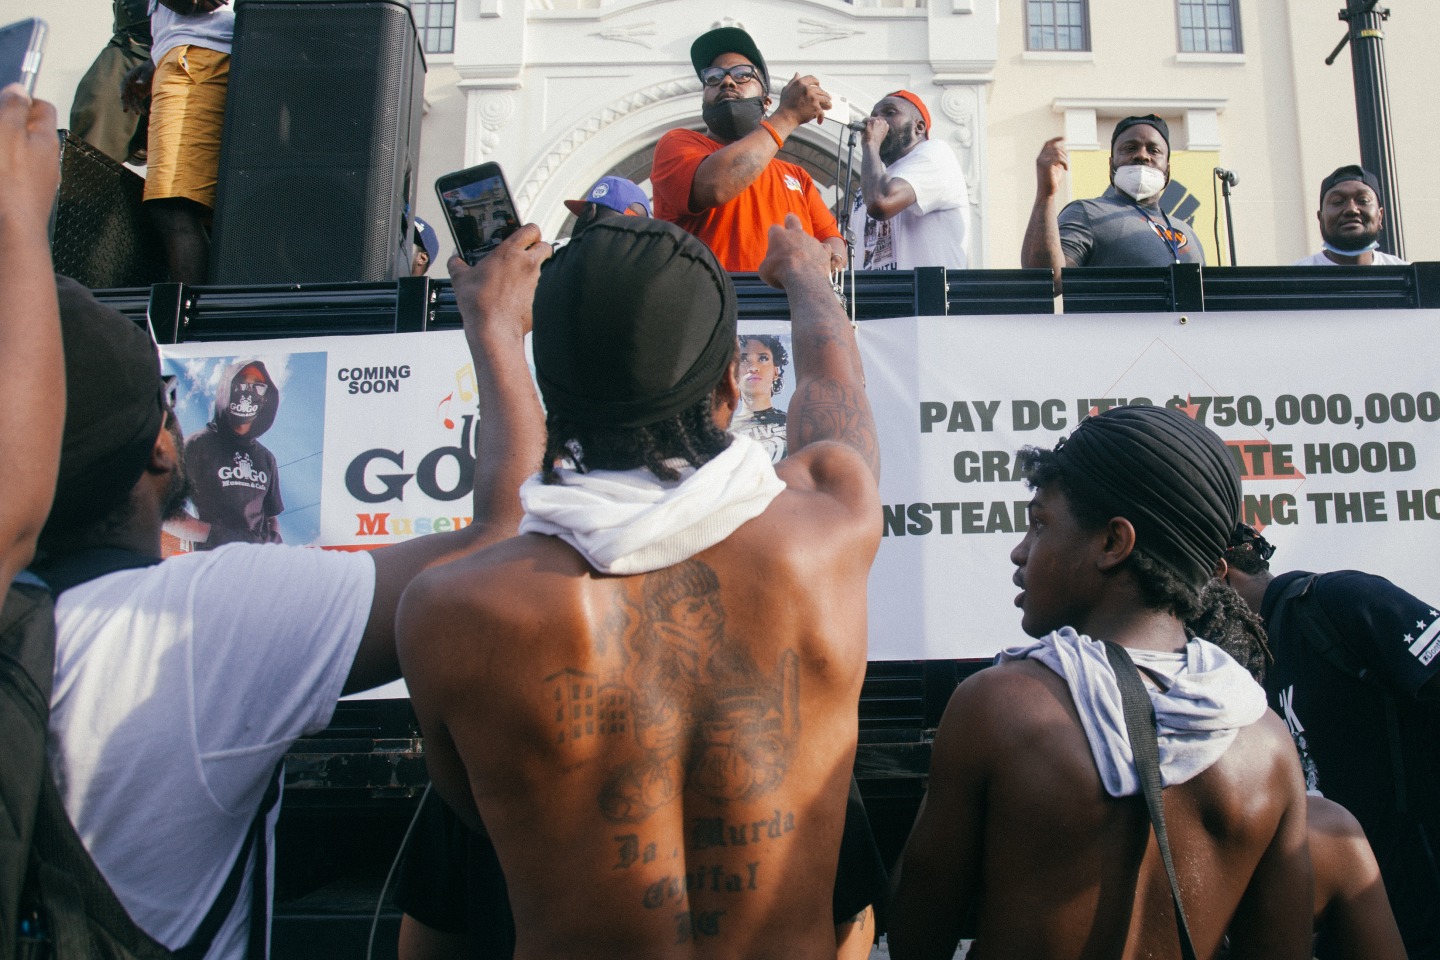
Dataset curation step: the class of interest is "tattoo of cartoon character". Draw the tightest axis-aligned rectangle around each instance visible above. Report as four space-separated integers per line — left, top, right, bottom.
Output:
571 560 801 822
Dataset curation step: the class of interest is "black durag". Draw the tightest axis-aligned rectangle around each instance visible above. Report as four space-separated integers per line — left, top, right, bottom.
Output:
1052 405 1240 586
532 217 737 429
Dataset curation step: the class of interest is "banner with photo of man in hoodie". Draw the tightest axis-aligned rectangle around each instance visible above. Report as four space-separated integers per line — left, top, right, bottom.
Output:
163 352 327 553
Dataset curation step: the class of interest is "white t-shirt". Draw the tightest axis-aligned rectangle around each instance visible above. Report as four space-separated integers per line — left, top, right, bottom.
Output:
1293 249 1408 266
48 544 375 960
150 2 237 64
849 139 970 271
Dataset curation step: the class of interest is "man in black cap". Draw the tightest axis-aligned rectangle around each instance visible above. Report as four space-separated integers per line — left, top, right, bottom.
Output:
0 85 63 588
1219 526 1439 957
1294 164 1407 266
398 214 880 958
1021 115 1205 289
651 25 846 273
30 226 550 960
889 405 1311 960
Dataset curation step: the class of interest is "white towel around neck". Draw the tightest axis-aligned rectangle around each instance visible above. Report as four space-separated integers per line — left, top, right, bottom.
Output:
997 627 1268 797
518 434 786 575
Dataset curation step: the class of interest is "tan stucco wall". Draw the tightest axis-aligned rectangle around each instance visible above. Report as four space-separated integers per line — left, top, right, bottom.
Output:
985 0 1437 267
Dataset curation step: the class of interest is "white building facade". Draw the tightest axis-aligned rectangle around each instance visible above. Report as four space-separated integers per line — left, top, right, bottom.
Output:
26 0 1440 270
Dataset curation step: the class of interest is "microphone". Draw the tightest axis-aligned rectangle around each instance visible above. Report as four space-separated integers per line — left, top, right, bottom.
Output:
845 120 868 133
1213 166 1240 187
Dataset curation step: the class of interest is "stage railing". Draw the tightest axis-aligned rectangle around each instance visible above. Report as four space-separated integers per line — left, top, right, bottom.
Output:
98 262 1440 343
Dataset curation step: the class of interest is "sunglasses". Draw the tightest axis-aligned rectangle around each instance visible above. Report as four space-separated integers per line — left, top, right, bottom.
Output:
700 65 761 87
1228 523 1277 561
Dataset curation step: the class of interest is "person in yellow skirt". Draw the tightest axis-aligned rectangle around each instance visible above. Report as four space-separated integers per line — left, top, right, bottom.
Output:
121 0 232 284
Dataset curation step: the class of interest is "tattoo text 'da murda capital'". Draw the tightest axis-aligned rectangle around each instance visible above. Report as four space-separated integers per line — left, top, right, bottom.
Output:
544 560 801 823
611 808 798 944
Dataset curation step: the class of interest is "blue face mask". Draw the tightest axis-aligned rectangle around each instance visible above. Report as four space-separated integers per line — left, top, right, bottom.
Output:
1321 239 1380 257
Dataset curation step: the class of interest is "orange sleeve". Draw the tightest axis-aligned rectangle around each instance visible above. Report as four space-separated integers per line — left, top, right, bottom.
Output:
651 130 712 221
802 172 844 243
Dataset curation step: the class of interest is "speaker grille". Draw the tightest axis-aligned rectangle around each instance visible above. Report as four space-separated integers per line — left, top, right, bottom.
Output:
210 1 424 285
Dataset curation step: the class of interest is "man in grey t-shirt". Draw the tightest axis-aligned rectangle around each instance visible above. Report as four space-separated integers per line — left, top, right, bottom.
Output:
1021 114 1204 291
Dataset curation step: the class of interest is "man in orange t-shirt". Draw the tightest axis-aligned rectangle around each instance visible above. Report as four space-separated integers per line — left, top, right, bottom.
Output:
651 26 846 273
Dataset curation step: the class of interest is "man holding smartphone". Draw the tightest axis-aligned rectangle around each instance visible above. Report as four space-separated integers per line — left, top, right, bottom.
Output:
399 214 880 960
652 26 846 273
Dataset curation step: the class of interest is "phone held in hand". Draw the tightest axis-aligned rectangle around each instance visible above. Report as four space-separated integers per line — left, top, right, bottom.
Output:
435 162 520 265
0 18 47 96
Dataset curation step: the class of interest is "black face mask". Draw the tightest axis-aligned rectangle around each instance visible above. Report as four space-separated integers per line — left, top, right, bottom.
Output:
702 97 766 143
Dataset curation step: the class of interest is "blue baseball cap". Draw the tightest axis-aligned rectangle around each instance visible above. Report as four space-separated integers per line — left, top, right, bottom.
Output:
564 176 652 218
413 217 439 262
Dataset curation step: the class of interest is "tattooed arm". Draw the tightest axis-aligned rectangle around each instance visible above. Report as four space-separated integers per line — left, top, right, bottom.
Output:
757 214 879 481
836 905 875 960
355 226 550 693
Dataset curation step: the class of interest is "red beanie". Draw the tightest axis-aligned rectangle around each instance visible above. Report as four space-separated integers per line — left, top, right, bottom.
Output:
886 90 932 137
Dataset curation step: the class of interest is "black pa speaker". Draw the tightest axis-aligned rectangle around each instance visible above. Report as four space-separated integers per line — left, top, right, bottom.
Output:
209 0 425 284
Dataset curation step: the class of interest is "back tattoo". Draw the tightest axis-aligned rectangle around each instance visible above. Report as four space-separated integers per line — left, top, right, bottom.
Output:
545 559 801 823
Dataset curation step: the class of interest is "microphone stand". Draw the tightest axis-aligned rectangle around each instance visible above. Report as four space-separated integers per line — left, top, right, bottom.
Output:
1217 171 1238 266
832 124 860 323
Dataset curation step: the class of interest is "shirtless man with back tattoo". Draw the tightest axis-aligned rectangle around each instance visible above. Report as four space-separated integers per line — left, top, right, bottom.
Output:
399 213 880 959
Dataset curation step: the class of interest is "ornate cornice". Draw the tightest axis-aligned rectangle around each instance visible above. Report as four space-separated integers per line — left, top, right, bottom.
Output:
514 76 702 207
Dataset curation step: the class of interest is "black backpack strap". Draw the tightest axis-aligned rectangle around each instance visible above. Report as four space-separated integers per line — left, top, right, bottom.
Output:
30 766 174 958
1272 574 1376 681
29 547 162 596
1271 574 1409 813
247 764 283 960
171 762 283 960
1103 641 1199 960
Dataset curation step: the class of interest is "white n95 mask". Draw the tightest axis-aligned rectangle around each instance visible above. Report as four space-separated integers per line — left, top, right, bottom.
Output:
1113 164 1167 202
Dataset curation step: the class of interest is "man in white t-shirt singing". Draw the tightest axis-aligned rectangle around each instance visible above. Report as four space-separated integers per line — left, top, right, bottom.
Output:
847 90 970 271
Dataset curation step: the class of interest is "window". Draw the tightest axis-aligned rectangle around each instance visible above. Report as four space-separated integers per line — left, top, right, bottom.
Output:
1177 0 1241 53
412 0 455 55
1026 0 1090 52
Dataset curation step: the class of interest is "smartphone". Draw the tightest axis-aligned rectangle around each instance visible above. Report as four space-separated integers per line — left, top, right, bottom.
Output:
0 18 46 95
435 162 520 265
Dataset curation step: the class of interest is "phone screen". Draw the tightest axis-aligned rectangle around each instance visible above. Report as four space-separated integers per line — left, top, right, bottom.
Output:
0 19 46 95
437 166 519 264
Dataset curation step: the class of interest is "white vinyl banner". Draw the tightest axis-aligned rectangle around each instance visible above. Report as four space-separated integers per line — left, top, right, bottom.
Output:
160 309 1440 664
